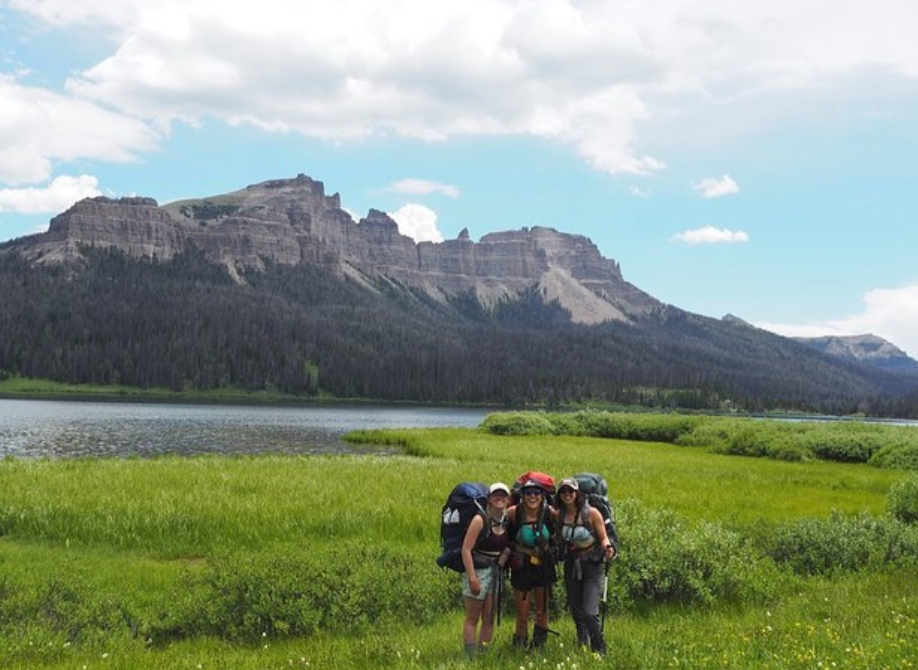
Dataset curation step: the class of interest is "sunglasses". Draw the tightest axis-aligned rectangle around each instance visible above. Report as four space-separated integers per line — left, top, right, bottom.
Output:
559 487 576 495
522 488 543 497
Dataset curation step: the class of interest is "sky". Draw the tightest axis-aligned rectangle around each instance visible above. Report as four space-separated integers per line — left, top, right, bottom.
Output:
2 0 918 356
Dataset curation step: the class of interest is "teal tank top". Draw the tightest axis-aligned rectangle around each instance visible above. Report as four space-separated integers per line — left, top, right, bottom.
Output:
516 521 550 548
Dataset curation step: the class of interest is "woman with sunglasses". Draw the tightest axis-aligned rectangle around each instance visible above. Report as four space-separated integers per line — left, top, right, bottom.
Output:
504 479 559 650
555 477 616 655
459 482 511 659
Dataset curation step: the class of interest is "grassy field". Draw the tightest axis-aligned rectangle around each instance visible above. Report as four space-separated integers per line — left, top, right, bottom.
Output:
1 423 917 668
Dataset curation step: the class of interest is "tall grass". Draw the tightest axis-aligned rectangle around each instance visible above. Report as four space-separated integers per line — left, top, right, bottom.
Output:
1 424 917 668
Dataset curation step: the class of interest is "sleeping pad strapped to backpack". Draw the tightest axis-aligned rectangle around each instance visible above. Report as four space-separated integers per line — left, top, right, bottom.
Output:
436 482 489 572
572 472 617 547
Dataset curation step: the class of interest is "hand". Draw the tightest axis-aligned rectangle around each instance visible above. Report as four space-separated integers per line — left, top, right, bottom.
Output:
470 577 481 596
604 544 616 560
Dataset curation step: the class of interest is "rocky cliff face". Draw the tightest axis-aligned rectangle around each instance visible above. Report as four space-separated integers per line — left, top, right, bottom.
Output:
5 173 661 324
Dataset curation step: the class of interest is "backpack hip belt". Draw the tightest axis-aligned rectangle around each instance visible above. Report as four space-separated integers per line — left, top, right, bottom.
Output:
472 548 501 568
567 540 596 555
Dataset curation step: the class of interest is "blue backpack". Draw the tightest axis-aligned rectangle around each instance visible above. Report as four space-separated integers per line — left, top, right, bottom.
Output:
435 482 489 572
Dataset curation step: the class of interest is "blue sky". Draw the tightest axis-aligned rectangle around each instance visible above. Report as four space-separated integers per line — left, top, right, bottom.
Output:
2 0 918 355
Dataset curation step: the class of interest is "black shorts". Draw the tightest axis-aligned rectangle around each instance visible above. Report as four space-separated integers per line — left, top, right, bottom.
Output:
510 562 556 592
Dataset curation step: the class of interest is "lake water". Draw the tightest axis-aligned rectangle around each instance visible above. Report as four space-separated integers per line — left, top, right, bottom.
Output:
0 399 490 458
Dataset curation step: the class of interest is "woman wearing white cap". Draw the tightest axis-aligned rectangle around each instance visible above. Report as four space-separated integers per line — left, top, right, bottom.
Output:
459 481 511 659
556 476 616 655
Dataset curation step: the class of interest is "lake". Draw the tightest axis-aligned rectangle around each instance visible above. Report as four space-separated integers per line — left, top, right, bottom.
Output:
0 398 491 458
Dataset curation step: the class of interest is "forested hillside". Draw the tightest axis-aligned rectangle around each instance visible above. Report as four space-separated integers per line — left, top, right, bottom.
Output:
2 246 917 416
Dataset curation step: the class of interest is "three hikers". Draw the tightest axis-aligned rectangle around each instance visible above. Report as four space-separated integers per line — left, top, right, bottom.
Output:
439 470 617 659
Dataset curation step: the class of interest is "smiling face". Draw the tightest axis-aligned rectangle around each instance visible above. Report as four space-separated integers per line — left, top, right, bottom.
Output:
558 485 577 506
521 487 543 508
488 489 509 510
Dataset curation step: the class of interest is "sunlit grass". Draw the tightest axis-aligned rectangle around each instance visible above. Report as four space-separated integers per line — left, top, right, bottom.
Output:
1 426 915 668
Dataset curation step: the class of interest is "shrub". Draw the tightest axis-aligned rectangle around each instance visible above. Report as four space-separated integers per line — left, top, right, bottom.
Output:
0 570 137 645
479 412 556 436
179 542 452 642
888 475 918 525
871 444 918 471
561 411 704 443
704 425 810 462
612 499 781 608
801 427 883 463
763 512 918 575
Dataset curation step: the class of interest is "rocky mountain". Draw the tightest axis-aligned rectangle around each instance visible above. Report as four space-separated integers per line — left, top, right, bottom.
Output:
794 334 918 374
11 174 658 325
721 314 918 374
4 172 918 415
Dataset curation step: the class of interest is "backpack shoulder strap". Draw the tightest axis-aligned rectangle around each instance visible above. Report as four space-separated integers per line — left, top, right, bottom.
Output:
474 503 490 543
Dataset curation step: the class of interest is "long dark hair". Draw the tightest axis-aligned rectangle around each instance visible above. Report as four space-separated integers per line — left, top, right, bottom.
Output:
554 488 585 513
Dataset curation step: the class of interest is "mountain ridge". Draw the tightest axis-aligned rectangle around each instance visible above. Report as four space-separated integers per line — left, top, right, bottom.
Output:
13 173 658 326
3 172 918 415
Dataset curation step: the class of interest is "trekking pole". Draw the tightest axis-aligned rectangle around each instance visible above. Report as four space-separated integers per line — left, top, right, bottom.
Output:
600 559 610 633
496 566 503 627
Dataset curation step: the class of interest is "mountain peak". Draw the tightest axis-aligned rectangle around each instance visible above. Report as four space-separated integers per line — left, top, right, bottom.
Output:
2 173 661 324
794 333 918 373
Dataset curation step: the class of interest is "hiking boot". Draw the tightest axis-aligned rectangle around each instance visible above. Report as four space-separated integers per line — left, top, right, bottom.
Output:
512 634 528 649
530 625 549 650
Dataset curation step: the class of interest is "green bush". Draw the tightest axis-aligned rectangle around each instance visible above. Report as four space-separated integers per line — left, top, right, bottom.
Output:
763 512 918 575
566 411 705 443
871 444 918 471
0 569 138 646
179 543 452 642
888 475 918 524
479 412 556 436
612 499 781 607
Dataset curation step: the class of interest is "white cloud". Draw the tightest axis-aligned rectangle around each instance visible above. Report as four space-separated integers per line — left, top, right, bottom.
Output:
757 282 918 358
2 0 918 187
388 203 444 243
0 76 159 186
670 226 749 245
0 175 102 214
381 179 461 198
693 175 740 199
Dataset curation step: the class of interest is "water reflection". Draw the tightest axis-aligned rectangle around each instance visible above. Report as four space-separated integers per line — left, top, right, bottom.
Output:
0 399 489 458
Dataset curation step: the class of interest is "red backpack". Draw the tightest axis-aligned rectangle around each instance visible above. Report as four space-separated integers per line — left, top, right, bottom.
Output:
510 470 555 506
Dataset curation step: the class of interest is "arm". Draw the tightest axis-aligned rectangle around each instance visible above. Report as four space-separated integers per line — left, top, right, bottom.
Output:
461 513 485 594
591 507 616 560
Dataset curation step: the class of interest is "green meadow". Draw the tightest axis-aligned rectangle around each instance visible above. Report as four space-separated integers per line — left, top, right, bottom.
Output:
1 415 917 669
